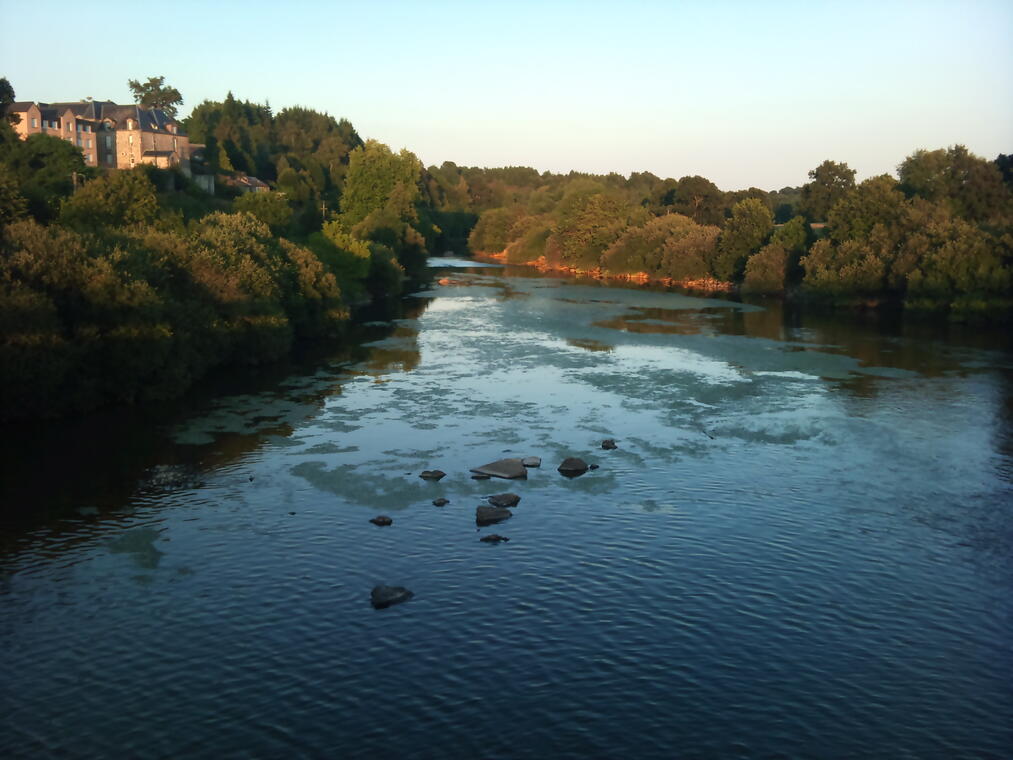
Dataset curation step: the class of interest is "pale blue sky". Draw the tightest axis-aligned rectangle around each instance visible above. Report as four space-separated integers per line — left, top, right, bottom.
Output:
2 0 1010 189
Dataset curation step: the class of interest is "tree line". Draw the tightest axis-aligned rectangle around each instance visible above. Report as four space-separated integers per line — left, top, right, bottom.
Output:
455 150 1011 313
0 78 432 420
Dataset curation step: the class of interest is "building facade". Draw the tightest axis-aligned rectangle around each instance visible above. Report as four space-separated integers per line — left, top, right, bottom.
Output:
9 100 192 176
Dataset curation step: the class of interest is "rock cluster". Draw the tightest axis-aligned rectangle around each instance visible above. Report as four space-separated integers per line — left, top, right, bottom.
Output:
369 447 615 607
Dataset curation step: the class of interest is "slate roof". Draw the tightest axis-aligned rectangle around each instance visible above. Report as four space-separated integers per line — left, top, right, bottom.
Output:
12 101 183 132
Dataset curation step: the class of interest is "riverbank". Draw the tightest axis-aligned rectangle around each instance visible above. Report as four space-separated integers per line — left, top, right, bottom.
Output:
473 250 735 294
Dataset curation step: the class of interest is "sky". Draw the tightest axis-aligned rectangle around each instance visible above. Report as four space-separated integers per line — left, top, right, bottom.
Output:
1 0 1010 190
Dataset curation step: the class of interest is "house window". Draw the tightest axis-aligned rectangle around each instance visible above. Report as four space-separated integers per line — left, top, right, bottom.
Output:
105 135 112 148
76 123 82 132
31 117 38 128
86 139 92 148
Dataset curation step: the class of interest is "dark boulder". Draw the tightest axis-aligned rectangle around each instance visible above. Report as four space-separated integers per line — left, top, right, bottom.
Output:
470 458 528 479
589 464 600 470
558 457 589 477
432 498 449 507
471 473 491 480
370 515 393 526
488 493 521 508
420 470 446 481
476 506 512 526
601 439 617 450
480 534 510 543
371 585 413 609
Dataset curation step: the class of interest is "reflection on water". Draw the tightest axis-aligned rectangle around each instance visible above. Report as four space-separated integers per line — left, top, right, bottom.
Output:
1 258 1011 759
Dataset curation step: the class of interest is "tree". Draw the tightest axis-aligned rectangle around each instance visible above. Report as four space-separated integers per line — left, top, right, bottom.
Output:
600 213 716 281
60 169 159 230
339 140 422 229
672 175 726 226
826 174 906 243
0 163 28 226
712 198 773 281
898 145 1010 224
0 77 18 124
742 243 788 294
127 76 183 118
996 154 1013 190
553 190 641 269
800 160 856 221
0 123 87 222
234 191 293 234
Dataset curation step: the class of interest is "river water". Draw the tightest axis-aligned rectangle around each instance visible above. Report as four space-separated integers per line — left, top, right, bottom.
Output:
1 259 1011 759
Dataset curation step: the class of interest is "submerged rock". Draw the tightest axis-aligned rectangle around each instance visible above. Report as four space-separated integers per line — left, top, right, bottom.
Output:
558 457 589 477
601 439 618 450
433 498 450 507
589 464 600 470
370 515 393 526
476 505 513 526
371 585 414 609
521 456 541 468
139 464 203 492
480 534 510 543
420 470 446 481
488 493 521 508
470 458 528 479
471 473 491 480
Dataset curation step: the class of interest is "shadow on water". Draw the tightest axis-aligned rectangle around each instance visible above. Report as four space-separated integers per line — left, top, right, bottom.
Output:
0 295 432 551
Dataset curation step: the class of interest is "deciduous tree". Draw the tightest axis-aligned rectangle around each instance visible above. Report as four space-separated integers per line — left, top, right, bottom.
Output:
800 160 856 221
127 76 183 118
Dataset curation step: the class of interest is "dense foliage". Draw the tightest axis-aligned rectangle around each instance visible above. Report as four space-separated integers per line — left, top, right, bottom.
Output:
0 79 435 420
451 147 1010 314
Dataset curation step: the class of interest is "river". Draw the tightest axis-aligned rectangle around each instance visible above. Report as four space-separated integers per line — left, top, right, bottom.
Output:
1 258 1011 759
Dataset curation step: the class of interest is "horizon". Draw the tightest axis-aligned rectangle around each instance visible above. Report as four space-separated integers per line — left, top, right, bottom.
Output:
2 0 1010 191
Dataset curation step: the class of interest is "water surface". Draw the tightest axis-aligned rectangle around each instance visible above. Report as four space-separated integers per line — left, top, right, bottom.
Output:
2 259 1011 758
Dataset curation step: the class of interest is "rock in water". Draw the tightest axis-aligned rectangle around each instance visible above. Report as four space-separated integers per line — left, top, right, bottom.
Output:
470 458 528 479
488 493 521 508
476 506 513 526
558 457 589 477
370 515 393 526
601 439 618 450
420 470 446 481
432 498 449 507
480 534 510 543
471 473 491 480
521 456 541 468
371 585 413 609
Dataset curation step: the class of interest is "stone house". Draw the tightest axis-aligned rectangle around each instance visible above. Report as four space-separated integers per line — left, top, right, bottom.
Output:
9 100 193 176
